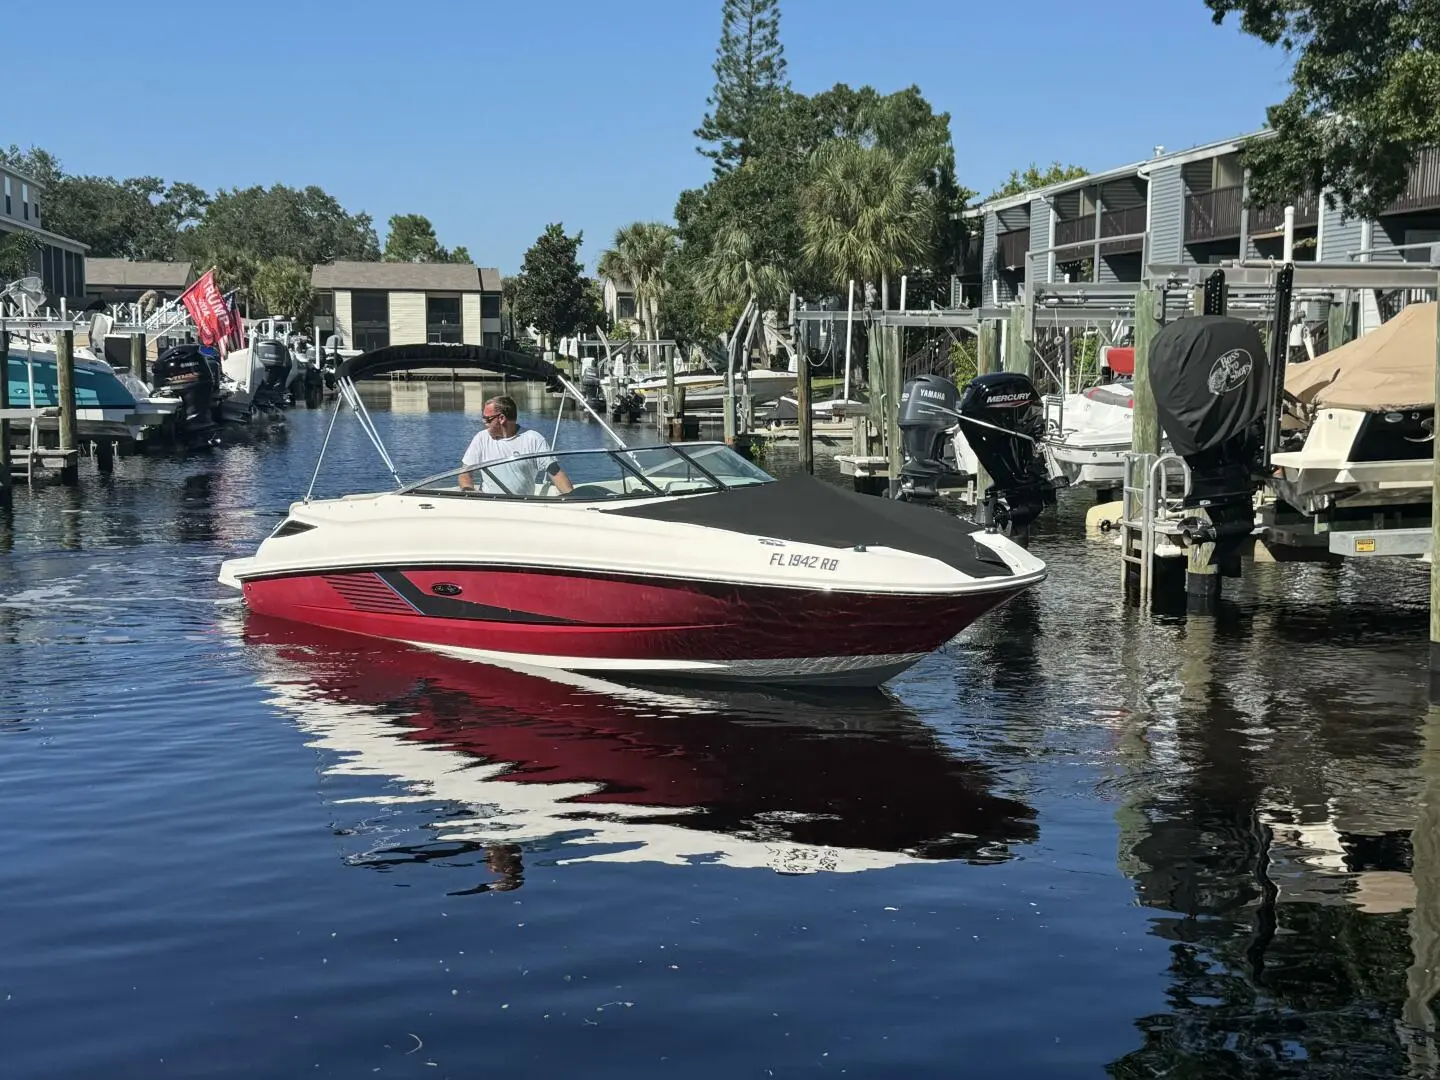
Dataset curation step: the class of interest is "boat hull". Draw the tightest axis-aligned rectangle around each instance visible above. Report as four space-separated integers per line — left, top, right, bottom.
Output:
234 563 1030 686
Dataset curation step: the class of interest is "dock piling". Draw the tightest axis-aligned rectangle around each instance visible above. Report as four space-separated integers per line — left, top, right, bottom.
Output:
1430 271 1440 703
793 296 813 475
56 328 79 485
0 328 10 508
975 318 999 500
884 323 902 497
130 333 146 384
1131 288 1161 457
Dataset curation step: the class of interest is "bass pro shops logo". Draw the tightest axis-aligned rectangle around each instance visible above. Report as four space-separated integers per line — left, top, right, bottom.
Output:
1207 348 1254 395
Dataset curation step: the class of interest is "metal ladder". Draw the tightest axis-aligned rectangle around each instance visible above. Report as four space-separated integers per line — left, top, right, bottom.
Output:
1119 450 1192 598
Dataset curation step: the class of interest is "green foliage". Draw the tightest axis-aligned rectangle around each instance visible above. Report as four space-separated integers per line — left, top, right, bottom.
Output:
382 213 470 263
695 0 788 172
949 336 977 387
800 140 937 286
512 223 592 346
185 184 379 267
1205 0 1440 217
252 256 314 321
0 229 39 282
598 222 677 345
988 161 1089 200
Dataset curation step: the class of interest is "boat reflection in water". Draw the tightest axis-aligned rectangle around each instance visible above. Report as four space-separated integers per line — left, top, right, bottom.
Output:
242 616 1038 883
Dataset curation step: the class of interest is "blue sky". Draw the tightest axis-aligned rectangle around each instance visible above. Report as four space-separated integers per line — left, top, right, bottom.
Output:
6 0 1292 275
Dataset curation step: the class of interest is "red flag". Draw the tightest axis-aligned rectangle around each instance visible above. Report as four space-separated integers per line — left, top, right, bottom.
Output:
179 270 227 349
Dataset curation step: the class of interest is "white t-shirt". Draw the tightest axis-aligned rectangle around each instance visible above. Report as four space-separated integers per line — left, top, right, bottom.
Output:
461 426 555 495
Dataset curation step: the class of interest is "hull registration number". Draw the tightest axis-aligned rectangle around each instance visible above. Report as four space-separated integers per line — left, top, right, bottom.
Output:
769 552 839 571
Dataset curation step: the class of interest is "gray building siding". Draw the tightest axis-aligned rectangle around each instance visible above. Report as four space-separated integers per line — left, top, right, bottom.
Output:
1029 196 1053 286
1318 193 1363 261
981 210 1000 304
1148 165 1184 264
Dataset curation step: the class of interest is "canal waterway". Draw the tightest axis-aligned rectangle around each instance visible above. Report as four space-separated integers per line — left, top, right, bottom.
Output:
2 383 1437 1078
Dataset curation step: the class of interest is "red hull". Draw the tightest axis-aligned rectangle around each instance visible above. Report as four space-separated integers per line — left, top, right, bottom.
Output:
241 565 1023 666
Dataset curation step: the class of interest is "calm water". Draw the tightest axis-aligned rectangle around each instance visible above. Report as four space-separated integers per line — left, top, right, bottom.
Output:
3 383 1439 1078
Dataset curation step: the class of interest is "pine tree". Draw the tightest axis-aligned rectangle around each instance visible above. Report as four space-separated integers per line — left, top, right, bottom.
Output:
511 223 591 350
694 0 788 174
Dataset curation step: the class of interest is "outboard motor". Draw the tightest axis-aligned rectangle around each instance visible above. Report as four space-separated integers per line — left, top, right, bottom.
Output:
956 372 1056 540
152 343 222 441
1148 315 1269 580
252 340 294 409
610 388 645 423
898 373 964 501
579 362 606 416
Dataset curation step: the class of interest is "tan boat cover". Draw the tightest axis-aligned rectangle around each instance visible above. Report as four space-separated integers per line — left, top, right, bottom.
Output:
1285 302 1438 410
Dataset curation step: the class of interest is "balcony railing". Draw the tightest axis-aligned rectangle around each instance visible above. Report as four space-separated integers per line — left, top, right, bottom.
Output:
996 228 1030 270
1384 147 1440 215
1099 206 1146 256
1248 191 1319 235
1185 184 1243 244
1053 216 1096 254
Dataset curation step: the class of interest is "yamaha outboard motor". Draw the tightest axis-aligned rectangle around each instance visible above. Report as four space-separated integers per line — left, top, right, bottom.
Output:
1148 315 1268 583
152 343 222 441
580 362 606 416
898 374 964 501
252 340 294 409
957 372 1056 541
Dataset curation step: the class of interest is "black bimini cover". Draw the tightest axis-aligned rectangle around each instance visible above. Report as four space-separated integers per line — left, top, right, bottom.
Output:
1148 315 1270 457
335 343 562 386
605 472 1016 579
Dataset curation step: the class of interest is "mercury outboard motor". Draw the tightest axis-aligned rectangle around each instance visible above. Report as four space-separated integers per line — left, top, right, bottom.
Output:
1148 315 1268 578
152 343 222 441
252 340 294 409
957 372 1056 540
898 374 964 501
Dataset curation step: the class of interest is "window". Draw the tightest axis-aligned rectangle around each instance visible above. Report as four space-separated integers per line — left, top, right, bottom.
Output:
351 290 390 352
21 183 28 220
483 332 501 349
616 294 637 320
312 290 334 318
4 175 11 216
480 293 501 319
426 295 462 343
32 197 39 226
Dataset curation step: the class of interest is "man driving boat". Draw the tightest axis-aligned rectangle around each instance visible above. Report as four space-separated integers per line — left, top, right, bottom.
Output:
458 394 574 495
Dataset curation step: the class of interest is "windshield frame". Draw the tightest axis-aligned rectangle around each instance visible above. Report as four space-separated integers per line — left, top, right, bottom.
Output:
395 441 774 502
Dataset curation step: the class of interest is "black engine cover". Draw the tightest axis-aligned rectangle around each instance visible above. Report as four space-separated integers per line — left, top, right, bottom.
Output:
898 374 963 500
957 372 1055 534
1149 316 1268 458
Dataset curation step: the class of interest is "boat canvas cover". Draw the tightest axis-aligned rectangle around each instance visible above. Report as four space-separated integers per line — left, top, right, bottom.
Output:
605 472 1015 579
1148 315 1270 457
1285 302 1437 411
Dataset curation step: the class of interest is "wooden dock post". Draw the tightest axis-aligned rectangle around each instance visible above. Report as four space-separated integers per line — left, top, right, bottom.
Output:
1327 293 1353 351
884 322 902 497
1004 304 1028 375
56 328 79 485
0 327 10 508
973 317 999 502
1430 276 1440 704
130 332 146 383
1131 287 1161 456
794 318 813 474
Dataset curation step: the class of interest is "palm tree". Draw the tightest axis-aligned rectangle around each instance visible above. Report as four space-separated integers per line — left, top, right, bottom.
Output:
598 223 677 358
695 222 791 314
800 139 936 311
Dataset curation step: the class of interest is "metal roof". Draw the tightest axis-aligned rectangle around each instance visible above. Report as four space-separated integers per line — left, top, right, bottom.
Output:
85 259 193 288
971 128 1272 215
311 261 501 292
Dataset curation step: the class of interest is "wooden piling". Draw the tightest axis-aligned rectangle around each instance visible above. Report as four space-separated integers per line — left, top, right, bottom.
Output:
1131 288 1161 456
1327 293 1353 352
1004 305 1028 375
1430 278 1440 704
0 328 10 507
56 328 79 484
884 323 902 497
795 342 813 475
130 333 146 383
974 318 999 504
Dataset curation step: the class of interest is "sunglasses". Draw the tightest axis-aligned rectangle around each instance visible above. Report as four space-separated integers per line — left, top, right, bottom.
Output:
482 412 504 424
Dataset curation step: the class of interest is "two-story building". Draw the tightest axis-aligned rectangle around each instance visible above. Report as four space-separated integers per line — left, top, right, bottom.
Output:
0 160 88 303
311 262 503 350
602 276 638 327
972 130 1440 304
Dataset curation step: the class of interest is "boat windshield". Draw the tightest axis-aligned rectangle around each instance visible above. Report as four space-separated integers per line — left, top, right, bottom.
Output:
399 442 775 501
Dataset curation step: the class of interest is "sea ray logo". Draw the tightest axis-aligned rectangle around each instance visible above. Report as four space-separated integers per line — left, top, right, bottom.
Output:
1207 348 1254 395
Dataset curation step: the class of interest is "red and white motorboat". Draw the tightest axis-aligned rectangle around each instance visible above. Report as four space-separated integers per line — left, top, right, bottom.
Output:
218 343 1046 687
